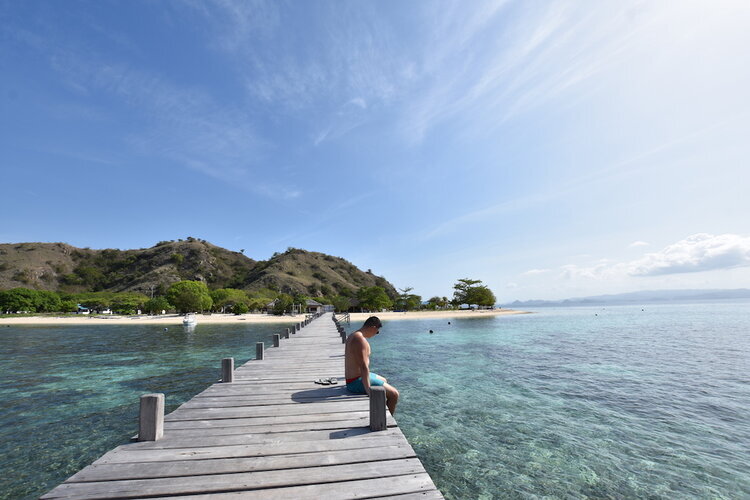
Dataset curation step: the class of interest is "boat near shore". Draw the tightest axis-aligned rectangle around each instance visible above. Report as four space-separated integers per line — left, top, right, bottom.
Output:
182 313 197 326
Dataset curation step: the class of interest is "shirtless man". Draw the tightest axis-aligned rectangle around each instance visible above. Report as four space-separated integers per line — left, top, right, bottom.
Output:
344 316 399 415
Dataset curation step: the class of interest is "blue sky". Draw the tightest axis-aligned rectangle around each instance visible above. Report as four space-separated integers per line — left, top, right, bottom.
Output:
1 0 749 302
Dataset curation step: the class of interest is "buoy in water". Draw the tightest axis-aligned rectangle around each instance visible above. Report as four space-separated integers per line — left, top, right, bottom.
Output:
164 327 168 331
429 329 434 333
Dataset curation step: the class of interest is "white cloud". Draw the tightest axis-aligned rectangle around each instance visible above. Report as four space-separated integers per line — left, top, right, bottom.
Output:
560 233 750 280
628 233 750 276
506 282 518 289
522 268 550 276
347 98 367 109
629 241 650 248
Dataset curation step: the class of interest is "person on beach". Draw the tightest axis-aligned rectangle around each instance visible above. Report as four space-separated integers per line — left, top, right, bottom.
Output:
345 316 399 415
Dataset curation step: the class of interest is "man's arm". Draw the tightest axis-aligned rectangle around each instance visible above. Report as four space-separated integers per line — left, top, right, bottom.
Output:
357 338 371 395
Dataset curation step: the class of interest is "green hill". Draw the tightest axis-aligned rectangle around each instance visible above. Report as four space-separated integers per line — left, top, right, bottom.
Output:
0 239 397 299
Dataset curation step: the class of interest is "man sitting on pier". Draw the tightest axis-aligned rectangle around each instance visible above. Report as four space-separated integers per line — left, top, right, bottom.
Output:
345 316 399 415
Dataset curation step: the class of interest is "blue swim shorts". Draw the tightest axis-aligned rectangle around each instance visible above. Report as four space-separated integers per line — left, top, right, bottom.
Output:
346 373 385 394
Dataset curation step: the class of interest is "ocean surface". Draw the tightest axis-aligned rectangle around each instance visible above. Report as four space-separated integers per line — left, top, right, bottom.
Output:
1 303 749 499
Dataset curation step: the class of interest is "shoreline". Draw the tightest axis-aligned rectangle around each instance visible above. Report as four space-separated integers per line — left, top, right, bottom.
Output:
1 309 529 326
348 309 530 322
0 313 301 326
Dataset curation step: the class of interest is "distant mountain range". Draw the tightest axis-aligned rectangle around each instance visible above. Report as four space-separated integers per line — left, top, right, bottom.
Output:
505 289 750 307
0 239 397 298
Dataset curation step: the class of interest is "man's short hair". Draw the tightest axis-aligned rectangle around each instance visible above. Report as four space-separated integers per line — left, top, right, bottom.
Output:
363 316 382 329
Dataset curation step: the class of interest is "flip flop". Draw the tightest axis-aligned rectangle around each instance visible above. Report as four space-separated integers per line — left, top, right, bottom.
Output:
314 378 331 385
327 377 338 385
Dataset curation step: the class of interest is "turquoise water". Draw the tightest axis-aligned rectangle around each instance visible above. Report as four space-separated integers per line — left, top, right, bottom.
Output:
2 304 749 499
371 303 750 499
0 320 295 499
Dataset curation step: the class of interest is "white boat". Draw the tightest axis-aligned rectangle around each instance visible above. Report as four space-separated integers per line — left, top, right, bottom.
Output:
182 313 197 326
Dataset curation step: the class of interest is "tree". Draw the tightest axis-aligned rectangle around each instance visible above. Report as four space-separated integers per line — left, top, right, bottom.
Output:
0 288 39 313
331 295 351 312
426 296 448 310
77 293 112 312
357 286 393 312
111 293 147 315
144 296 170 315
395 287 422 311
167 280 213 313
272 293 293 315
59 300 78 313
210 288 249 313
470 286 496 307
34 290 62 312
233 302 249 314
452 278 496 308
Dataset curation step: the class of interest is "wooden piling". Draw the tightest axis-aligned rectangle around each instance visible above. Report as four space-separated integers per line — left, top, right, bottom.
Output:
221 358 234 383
138 393 164 441
369 386 387 431
256 342 264 360
273 333 280 348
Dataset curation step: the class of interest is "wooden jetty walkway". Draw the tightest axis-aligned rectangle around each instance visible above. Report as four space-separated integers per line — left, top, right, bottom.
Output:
43 312 444 499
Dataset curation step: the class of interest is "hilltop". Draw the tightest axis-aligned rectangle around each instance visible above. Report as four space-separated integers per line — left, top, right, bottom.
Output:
0 239 397 299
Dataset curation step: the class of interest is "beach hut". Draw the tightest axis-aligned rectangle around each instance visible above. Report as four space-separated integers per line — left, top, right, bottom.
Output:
305 299 323 314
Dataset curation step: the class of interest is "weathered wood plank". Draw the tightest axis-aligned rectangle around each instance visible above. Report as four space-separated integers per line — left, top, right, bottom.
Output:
95 434 411 465
69 445 416 482
146 474 438 500
125 427 405 450
43 459 426 499
162 410 380 430
166 400 372 420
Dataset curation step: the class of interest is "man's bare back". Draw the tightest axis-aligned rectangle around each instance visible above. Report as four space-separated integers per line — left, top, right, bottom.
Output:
343 316 399 415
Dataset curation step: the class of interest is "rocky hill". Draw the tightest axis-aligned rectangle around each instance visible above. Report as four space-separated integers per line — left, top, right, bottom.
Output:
0 239 396 298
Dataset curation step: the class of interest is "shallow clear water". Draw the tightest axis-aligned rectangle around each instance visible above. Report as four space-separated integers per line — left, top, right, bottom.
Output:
0 320 295 499
371 303 750 499
1 304 749 499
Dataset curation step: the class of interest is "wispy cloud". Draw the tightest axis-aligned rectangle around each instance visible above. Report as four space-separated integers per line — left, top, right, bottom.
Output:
629 233 750 276
7 21 299 200
560 233 750 280
629 241 650 248
522 268 550 276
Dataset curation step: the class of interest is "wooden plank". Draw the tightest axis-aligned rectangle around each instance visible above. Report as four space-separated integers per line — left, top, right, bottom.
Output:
166 400 372 420
148 474 438 500
184 392 364 406
42 459 426 499
125 428 405 451
95 434 410 465
162 410 382 430
161 417 397 438
69 445 416 482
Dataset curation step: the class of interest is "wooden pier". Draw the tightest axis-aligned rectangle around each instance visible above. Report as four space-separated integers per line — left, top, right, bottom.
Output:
43 313 444 499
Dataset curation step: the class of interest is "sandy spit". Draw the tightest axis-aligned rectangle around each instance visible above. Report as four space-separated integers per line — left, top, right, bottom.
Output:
347 309 530 323
0 313 301 326
1 309 529 326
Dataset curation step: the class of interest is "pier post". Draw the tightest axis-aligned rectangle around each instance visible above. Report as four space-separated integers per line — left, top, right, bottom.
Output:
139 393 164 441
369 386 387 431
284 328 290 339
221 358 234 383
273 333 280 347
256 342 264 360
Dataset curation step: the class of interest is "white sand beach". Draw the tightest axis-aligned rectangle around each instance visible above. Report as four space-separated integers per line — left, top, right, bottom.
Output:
348 309 529 322
1 309 528 326
0 313 302 326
